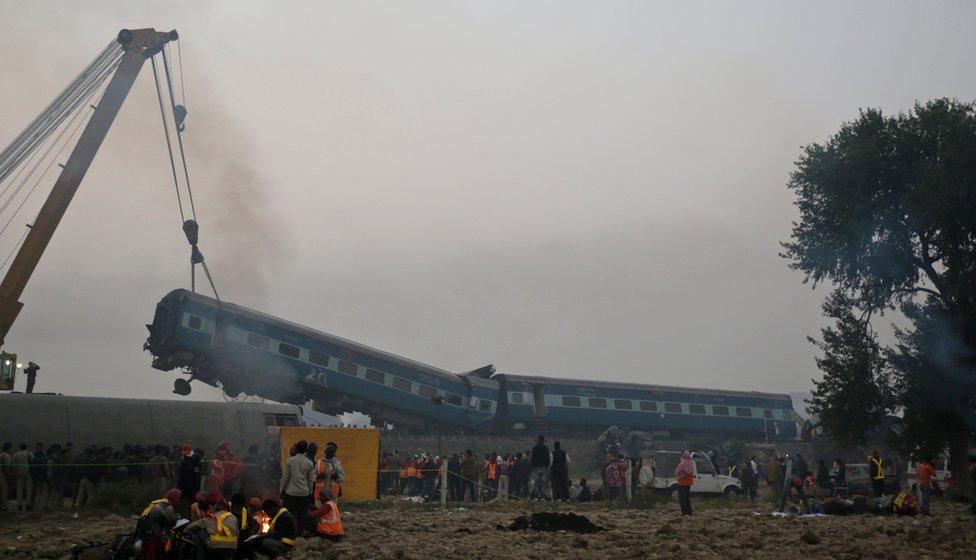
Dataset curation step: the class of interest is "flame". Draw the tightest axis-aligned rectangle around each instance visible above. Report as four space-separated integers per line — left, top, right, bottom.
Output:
254 511 271 534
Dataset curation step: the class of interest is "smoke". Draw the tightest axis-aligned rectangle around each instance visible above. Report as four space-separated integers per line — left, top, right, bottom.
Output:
175 82 291 308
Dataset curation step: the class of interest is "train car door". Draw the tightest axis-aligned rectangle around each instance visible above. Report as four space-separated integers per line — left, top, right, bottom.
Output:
532 384 547 418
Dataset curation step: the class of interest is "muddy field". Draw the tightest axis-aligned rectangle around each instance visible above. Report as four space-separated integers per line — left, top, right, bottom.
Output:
1 499 973 560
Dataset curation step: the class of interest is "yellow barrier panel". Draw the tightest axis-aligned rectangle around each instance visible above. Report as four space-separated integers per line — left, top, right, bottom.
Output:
279 426 379 501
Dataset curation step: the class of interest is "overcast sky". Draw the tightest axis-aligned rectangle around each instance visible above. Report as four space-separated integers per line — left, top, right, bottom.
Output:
0 1 973 405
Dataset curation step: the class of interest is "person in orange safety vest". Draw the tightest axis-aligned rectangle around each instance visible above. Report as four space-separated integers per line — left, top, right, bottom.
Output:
309 473 344 541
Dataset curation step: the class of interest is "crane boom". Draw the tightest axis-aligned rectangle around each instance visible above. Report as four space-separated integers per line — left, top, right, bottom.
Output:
0 28 176 346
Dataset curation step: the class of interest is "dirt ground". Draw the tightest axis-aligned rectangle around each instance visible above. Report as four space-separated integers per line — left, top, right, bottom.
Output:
0 499 973 560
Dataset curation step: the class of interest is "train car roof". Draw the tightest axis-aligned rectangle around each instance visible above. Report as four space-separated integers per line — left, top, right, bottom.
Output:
495 372 793 402
168 289 463 384
0 392 303 413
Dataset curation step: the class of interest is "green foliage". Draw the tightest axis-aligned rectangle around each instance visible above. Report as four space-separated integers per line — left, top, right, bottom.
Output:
784 98 976 467
805 291 893 447
888 300 974 457
783 99 976 316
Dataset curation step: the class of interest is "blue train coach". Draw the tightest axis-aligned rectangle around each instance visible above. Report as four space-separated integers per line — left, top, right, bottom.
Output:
145 289 798 439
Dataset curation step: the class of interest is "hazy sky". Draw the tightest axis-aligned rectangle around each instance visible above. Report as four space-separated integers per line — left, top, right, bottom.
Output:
0 1 973 404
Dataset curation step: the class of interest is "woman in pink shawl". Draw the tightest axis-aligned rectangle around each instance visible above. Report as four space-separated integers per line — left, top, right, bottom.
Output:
209 441 245 495
674 451 695 516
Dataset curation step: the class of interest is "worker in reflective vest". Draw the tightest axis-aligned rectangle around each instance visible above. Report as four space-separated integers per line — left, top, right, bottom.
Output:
230 493 254 544
309 477 345 541
136 489 180 560
182 491 238 558
316 442 344 499
868 450 886 498
240 499 296 558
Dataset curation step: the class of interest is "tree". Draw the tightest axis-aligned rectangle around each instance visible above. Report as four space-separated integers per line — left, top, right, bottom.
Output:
783 99 976 489
805 291 892 448
889 300 975 461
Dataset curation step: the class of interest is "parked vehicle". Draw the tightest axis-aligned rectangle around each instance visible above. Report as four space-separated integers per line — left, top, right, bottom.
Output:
639 451 742 496
844 462 900 494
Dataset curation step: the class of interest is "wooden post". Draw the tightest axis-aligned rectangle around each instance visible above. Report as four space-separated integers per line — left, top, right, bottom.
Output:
625 462 633 502
440 461 447 506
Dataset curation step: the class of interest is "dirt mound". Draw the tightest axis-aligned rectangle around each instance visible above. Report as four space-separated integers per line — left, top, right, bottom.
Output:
501 512 606 533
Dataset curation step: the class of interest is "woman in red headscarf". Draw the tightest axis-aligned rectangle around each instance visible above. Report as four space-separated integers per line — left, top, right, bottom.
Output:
209 441 245 495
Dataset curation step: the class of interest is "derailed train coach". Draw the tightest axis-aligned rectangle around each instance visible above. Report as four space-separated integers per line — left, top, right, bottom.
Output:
145 289 799 439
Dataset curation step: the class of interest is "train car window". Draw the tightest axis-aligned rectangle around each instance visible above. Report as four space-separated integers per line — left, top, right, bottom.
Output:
614 399 632 410
688 404 706 414
365 369 385 383
247 333 269 350
337 360 358 376
187 315 202 330
763 409 773 419
735 407 752 417
712 405 729 416
511 392 524 404
446 393 463 406
781 410 792 421
639 401 657 412
278 342 300 359
478 400 492 411
562 396 581 407
419 385 437 398
589 398 607 408
308 351 329 367
264 413 299 427
393 377 412 391
664 402 682 413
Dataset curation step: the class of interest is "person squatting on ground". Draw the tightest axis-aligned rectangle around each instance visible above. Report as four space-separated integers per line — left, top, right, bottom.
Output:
182 490 239 560
308 468 344 541
239 499 296 559
136 489 181 560
674 451 694 516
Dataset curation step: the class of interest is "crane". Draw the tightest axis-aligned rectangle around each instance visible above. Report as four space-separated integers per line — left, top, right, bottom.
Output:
0 28 209 347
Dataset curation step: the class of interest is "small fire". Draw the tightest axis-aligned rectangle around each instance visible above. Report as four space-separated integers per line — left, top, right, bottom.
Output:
254 512 271 534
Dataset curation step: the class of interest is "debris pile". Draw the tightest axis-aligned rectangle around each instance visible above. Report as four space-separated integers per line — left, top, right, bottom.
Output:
501 512 606 533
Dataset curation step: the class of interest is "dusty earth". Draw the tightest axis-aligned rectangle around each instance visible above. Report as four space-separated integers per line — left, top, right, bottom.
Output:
0 499 973 560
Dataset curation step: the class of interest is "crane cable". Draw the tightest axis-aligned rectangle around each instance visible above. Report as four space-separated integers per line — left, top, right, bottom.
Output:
149 43 220 303
149 55 186 224
0 41 122 186
0 47 117 275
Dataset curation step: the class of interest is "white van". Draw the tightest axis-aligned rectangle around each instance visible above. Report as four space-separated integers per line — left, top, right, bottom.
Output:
639 451 742 496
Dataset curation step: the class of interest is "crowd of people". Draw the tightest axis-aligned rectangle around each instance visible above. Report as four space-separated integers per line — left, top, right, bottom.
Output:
5 434 976 559
137 438 345 559
0 440 282 513
377 436 632 503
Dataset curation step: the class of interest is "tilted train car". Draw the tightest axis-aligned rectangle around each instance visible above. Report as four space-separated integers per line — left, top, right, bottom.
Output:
146 289 496 431
145 289 798 438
